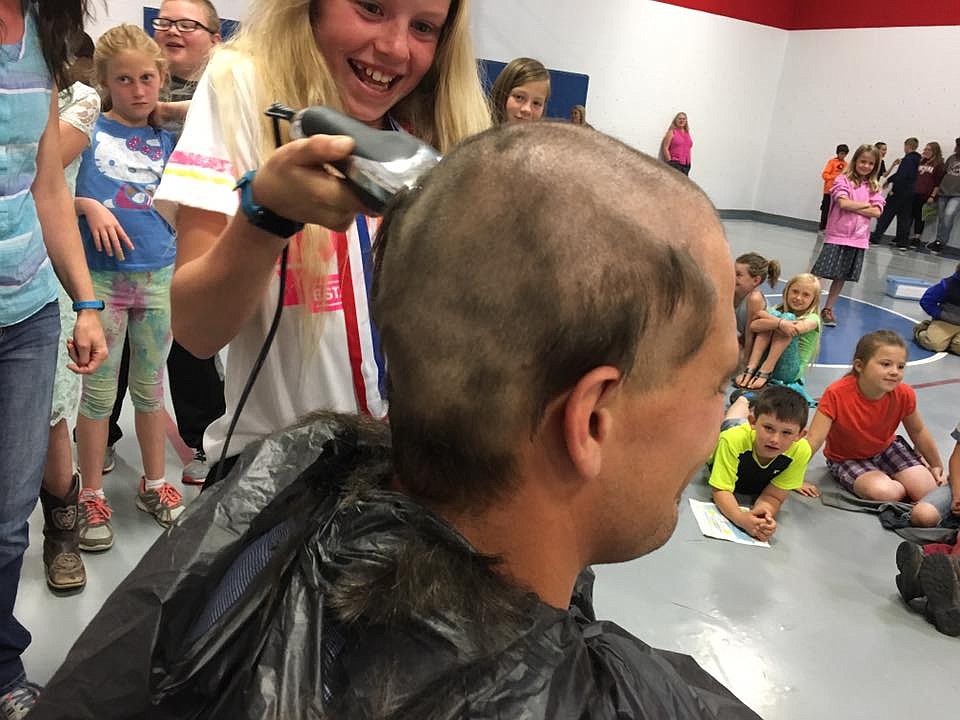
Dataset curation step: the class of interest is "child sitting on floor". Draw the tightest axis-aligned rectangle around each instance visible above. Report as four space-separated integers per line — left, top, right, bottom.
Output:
709 385 812 541
914 262 960 355
736 273 821 405
805 330 945 525
734 252 780 366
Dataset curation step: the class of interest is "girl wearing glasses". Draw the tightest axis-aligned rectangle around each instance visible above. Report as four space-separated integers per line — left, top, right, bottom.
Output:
152 0 220 97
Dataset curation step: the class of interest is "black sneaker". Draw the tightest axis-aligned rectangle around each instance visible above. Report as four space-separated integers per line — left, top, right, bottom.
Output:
896 242 909 252
919 553 960 637
895 541 924 602
926 239 945 254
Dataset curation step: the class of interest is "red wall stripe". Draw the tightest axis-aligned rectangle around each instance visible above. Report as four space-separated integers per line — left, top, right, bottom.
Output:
792 0 960 30
653 0 795 29
653 0 960 30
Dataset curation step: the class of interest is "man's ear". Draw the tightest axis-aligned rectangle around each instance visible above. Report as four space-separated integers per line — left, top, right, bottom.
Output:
563 366 622 480
797 427 808 440
747 413 757 428
212 32 222 45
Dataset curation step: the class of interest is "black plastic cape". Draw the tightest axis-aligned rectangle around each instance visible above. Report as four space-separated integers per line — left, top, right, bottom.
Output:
33 413 762 719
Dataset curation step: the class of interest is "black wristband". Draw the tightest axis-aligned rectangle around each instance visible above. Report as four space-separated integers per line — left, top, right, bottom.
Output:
235 170 305 239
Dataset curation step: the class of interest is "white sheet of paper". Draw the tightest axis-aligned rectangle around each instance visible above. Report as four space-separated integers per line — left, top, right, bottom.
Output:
688 499 771 548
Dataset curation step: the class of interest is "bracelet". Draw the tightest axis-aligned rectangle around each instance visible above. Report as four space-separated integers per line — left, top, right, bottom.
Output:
234 170 305 239
72 300 105 312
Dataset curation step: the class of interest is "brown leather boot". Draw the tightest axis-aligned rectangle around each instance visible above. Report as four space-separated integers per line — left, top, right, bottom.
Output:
40 474 87 591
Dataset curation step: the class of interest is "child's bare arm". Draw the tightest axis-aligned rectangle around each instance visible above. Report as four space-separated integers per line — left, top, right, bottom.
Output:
150 100 190 128
754 486 789 519
749 310 781 332
805 411 833 456
745 291 766 323
660 130 673 161
712 489 770 538
948 443 960 515
75 197 133 260
791 317 819 334
903 412 944 483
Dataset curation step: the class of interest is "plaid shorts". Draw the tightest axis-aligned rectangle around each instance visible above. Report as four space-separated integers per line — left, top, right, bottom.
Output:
826 436 923 493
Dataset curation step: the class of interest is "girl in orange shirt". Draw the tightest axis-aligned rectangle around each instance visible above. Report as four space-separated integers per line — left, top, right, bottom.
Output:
805 330 945 526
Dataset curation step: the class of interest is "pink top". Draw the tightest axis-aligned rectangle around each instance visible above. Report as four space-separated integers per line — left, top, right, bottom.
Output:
667 129 693 165
824 174 885 249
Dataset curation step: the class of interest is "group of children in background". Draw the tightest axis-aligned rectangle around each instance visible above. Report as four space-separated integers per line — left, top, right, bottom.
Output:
819 137 959 258
728 234 960 635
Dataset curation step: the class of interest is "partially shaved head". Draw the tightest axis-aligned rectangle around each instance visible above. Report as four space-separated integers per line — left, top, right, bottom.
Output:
374 122 723 509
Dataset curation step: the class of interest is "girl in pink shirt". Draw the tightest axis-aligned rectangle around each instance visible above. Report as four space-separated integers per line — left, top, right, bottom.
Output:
661 111 692 175
811 143 885 327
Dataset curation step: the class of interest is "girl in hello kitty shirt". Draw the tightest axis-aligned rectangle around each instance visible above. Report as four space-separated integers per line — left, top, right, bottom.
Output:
73 24 182 554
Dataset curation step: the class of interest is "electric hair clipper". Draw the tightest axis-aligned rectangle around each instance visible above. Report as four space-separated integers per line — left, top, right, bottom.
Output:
267 104 441 213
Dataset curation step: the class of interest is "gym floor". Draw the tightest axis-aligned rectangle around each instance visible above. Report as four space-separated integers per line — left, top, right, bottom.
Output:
16 220 960 719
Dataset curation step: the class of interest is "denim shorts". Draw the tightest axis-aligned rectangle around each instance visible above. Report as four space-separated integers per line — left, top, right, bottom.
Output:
917 484 956 521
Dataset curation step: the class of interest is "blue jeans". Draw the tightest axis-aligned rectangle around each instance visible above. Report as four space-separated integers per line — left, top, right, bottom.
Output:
917 484 957 524
0 302 59 691
936 196 960 246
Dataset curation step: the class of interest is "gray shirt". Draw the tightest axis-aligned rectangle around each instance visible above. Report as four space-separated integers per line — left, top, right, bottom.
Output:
938 154 960 197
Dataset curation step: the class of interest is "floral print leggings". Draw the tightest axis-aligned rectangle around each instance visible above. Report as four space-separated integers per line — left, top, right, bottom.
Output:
79 266 173 419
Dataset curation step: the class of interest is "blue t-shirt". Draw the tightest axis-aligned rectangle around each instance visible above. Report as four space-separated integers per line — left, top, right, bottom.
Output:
76 116 176 271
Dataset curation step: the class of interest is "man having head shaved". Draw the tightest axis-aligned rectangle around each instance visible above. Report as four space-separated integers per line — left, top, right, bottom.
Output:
34 123 758 719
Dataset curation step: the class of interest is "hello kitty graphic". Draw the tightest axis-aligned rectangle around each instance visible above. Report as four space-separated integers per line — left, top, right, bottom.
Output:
93 131 165 210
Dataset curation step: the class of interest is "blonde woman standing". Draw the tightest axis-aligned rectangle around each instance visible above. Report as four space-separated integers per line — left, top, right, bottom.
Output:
155 0 490 486
661 111 692 175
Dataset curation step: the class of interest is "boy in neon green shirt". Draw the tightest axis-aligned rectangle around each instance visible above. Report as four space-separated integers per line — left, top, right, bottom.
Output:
709 386 811 541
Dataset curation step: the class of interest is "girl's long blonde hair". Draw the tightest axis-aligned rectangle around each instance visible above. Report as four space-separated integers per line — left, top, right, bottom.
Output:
776 273 822 361
93 24 168 111
204 0 491 346
844 144 882 192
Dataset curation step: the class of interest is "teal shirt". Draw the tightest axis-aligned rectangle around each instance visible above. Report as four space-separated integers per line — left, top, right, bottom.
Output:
0 10 57 326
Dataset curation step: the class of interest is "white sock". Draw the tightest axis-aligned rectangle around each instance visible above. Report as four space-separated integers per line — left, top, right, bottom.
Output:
144 476 166 491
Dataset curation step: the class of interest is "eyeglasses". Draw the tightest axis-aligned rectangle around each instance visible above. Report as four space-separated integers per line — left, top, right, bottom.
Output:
151 17 216 34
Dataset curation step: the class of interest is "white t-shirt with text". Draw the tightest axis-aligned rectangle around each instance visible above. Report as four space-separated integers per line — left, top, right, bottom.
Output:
154 61 387 461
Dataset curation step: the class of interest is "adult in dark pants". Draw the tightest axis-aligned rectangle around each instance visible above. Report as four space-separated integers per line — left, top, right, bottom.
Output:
909 141 945 248
106 0 223 486
870 137 921 249
927 137 960 254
